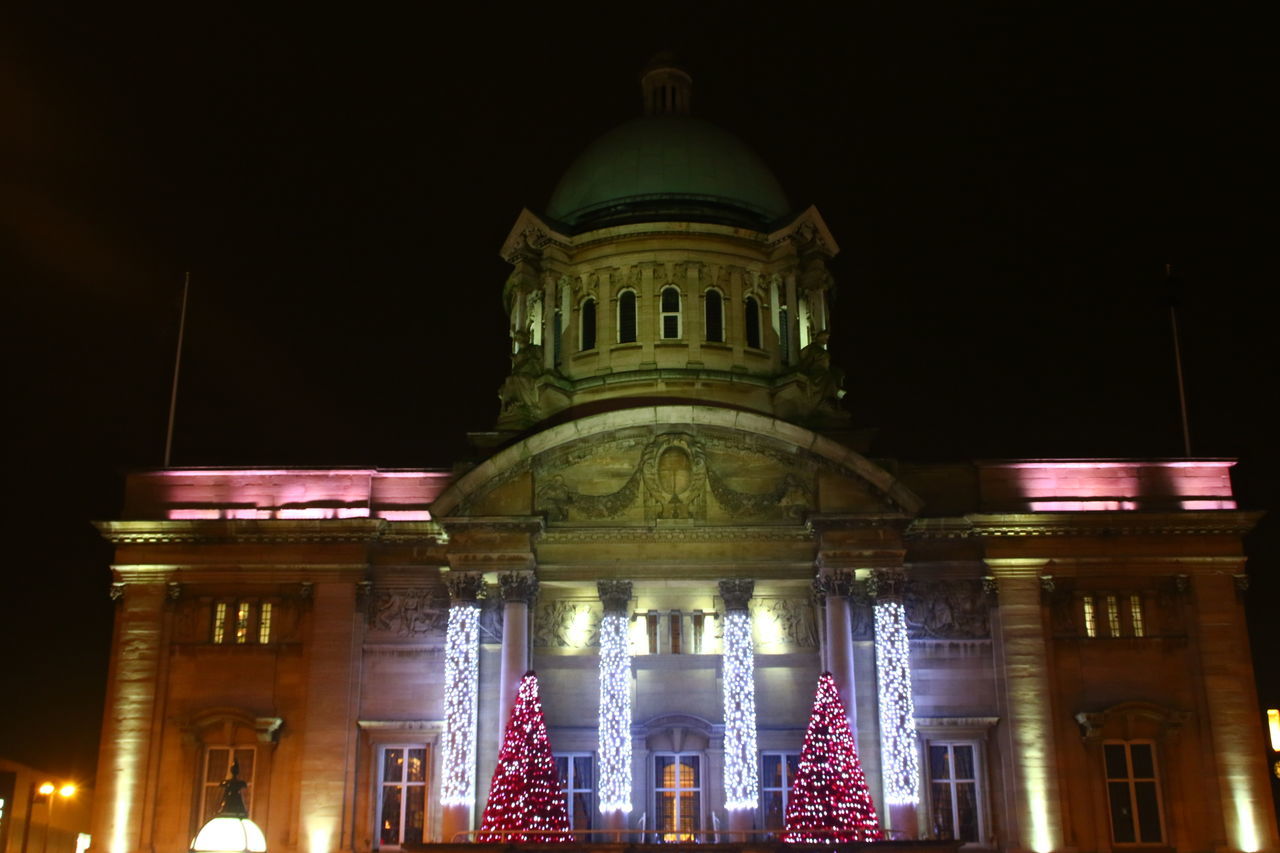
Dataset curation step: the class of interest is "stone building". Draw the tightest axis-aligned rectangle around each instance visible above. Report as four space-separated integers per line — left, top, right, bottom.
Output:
89 60 1277 853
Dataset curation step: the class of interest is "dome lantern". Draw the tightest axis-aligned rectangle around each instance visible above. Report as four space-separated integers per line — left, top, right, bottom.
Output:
640 53 692 116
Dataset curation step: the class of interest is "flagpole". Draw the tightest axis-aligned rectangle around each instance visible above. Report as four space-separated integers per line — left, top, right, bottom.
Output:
164 272 190 467
1166 264 1191 457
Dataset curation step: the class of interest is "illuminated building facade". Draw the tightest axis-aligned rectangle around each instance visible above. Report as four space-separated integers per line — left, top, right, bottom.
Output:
90 60 1277 853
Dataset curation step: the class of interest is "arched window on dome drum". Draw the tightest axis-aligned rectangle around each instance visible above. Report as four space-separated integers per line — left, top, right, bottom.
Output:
660 286 681 340
779 306 790 365
618 290 637 344
580 298 597 351
744 296 762 349
704 289 724 343
553 310 563 367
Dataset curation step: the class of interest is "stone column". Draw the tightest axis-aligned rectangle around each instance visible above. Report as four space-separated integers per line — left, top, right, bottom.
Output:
440 574 485 843
987 562 1063 853
719 579 759 840
90 581 167 853
597 580 634 839
497 572 537 742
1190 571 1279 853
870 569 919 838
817 570 858 734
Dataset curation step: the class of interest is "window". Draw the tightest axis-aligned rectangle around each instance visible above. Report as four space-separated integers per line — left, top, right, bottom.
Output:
1104 741 1163 845
553 309 563 366
928 743 983 843
704 290 724 342
759 752 800 836
1129 595 1144 637
654 753 701 841
378 746 427 847
1082 595 1097 638
212 601 272 644
618 290 637 343
645 611 659 654
1106 595 1121 637
202 747 255 824
779 306 790 365
660 286 681 339
669 610 682 654
744 296 762 349
580 299 597 351
554 754 594 832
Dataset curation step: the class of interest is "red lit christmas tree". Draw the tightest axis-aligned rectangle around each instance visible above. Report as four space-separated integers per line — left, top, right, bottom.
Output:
783 672 884 844
477 671 574 843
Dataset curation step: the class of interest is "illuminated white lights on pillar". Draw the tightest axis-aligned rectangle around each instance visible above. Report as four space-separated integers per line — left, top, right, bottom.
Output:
872 573 920 806
597 580 634 814
441 574 484 807
720 579 759 811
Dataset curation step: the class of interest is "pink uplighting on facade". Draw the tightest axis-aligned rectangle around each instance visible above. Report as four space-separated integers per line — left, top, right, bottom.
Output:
138 468 452 522
979 459 1237 512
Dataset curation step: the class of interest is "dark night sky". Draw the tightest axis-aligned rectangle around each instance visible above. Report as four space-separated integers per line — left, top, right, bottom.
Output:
3 3 1275 789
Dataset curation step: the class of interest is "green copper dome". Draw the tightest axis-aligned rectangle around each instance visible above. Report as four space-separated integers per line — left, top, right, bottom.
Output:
545 115 791 232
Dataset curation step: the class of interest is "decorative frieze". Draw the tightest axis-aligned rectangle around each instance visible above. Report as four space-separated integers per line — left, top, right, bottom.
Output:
532 600 600 648
369 588 449 638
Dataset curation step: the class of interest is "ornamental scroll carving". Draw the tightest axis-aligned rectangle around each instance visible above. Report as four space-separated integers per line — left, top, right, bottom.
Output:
533 600 601 648
902 579 990 639
369 588 449 638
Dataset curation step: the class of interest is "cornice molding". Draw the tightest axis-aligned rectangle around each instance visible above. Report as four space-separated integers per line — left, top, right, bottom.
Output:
95 519 445 545
906 510 1263 540
539 525 813 544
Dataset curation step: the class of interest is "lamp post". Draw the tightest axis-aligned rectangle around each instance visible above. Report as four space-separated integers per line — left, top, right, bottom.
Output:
20 781 76 853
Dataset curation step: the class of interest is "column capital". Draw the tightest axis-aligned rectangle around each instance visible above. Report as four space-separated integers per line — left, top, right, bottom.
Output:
867 568 906 600
499 571 539 604
597 579 633 614
719 578 754 612
814 569 856 598
445 572 487 604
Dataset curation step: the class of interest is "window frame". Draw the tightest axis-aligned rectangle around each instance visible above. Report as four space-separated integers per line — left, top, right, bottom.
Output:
1103 739 1166 846
579 298 597 352
375 744 430 849
617 289 638 344
758 750 800 837
703 289 725 343
925 741 986 844
201 745 257 825
743 295 762 350
652 751 703 842
553 752 596 832
659 285 682 340
916 717 997 848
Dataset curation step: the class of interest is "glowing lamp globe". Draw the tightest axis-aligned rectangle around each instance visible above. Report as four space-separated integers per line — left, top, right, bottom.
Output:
191 817 267 853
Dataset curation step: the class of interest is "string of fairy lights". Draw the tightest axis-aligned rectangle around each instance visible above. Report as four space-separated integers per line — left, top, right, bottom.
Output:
596 612 633 813
873 598 920 805
440 602 480 806
721 609 760 811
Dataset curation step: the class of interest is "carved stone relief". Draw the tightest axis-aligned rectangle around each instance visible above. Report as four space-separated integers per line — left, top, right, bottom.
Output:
533 600 601 648
751 598 820 648
902 579 990 639
369 588 449 638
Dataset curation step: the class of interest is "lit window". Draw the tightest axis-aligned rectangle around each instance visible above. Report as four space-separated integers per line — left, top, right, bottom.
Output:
744 296 762 349
1104 741 1164 845
213 602 227 644
660 286 681 339
759 751 800 837
654 753 701 841
1106 595 1121 637
554 754 594 832
202 747 255 823
927 743 984 843
618 290 637 344
258 603 273 644
1082 595 1096 638
235 602 251 644
379 746 428 847
580 299 597 351
704 290 724 342
1129 595 1144 637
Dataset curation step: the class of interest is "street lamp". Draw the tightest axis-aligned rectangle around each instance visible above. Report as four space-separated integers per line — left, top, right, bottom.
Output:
20 781 76 853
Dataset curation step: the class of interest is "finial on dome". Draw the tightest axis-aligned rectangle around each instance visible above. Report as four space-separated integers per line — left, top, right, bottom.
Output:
640 52 692 116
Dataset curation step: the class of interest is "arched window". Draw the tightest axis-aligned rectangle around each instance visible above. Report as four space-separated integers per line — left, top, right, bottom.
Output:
618 290 637 344
553 309 563 366
744 296 762 349
778 306 790 365
704 290 724 342
580 298 597 351
660 286 681 339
